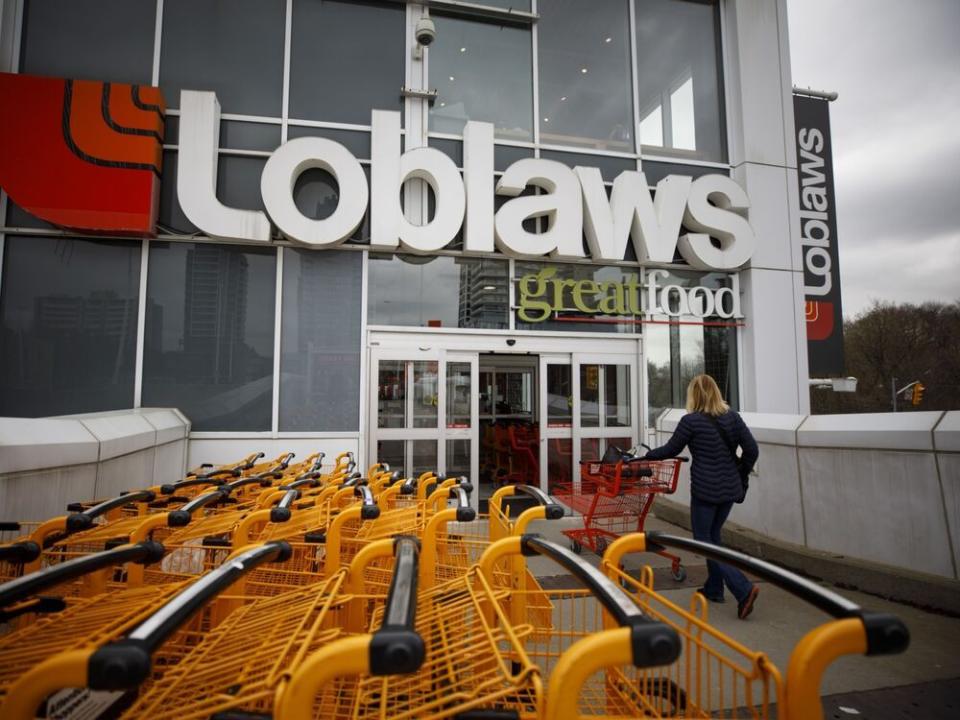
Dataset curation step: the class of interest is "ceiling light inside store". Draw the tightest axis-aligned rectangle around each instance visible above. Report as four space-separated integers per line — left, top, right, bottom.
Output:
543 117 549 122
483 285 496 291
560 96 567 101
460 47 466 52
449 76 455 81
604 37 612 43
580 67 588 74
439 102 446 107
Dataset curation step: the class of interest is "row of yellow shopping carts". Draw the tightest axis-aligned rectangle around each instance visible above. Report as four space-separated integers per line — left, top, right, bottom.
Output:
0 449 909 719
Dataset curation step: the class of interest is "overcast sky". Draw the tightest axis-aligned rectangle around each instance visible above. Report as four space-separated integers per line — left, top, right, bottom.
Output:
786 0 960 319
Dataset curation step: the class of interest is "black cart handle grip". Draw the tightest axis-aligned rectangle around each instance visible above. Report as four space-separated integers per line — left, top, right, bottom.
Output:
515 485 565 519
520 535 680 668
369 537 424 675
160 477 227 495
0 541 164 609
0 541 41 565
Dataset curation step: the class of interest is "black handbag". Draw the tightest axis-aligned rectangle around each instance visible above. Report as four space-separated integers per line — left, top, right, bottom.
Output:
706 414 750 503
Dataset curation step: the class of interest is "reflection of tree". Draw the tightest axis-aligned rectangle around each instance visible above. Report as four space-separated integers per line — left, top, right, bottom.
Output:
812 301 960 414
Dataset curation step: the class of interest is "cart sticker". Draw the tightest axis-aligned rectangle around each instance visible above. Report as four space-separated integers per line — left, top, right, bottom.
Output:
44 687 133 720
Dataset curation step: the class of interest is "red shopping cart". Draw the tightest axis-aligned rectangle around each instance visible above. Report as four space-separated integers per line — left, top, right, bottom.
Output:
553 448 688 581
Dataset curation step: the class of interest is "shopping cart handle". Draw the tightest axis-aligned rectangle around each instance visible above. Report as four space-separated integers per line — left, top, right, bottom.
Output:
0 595 66 624
400 477 418 495
0 540 41 565
159 476 228 495
64 490 158 534
456 476 474 494
167 488 231 527
370 536 425 675
643 532 908 655
0 541 164 610
517 535 681 668
515 485 565 520
270 489 301 523
283 473 321 490
449 486 476 522
0 521 22 532
354 485 382 520
86 541 292 691
309 452 325 472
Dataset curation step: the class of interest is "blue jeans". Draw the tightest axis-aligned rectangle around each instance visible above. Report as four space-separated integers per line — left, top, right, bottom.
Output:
690 496 752 603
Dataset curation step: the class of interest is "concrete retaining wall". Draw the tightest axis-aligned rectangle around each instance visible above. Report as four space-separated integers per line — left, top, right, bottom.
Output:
0 408 190 522
655 409 960 580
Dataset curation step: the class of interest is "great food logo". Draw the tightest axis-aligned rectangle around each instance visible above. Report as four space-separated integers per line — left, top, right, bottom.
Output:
0 72 165 236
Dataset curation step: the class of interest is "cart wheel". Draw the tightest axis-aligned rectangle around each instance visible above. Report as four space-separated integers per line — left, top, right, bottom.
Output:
671 565 687 583
594 537 608 556
570 541 583 554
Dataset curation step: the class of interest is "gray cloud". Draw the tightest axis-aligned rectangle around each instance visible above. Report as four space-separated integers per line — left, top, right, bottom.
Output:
786 0 960 318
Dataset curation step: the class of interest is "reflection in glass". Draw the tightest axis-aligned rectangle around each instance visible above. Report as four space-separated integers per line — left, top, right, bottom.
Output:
280 250 361 431
413 361 439 429
377 360 406 429
538 0 633 151
290 0 404 124
606 437 633 455
412 440 438 477
546 364 572 427
429 16 532 140
0 236 140 417
446 362 472 428
142 243 276 431
646 323 672 425
604 365 631 427
369 255 508 329
635 0 725 161
446 439 471 479
161 0 285 116
581 437 601 462
580 364 600 428
20 0 154 84
377 440 405 472
547 437 572 494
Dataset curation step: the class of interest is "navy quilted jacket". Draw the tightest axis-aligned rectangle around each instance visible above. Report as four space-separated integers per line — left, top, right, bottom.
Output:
645 411 759 504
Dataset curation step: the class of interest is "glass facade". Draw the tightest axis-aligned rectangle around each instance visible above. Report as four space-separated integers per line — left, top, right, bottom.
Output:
2 0 739 435
0 236 140 417
142 243 276 431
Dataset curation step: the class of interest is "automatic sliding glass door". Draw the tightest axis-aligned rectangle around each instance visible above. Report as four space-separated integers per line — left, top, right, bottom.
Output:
370 350 478 505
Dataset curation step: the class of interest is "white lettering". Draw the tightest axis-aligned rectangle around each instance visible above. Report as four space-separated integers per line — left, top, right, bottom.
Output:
679 175 755 270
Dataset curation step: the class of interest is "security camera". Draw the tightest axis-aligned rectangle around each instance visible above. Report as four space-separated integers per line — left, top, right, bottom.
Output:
415 16 436 46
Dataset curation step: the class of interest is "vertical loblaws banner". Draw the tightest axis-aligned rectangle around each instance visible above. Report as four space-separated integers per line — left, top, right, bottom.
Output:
794 93 845 377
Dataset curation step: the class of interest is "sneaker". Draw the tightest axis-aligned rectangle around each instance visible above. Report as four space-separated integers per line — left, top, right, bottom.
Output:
697 587 725 603
738 585 760 620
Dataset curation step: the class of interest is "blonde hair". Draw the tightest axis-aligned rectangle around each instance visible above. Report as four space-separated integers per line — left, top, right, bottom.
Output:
686 374 729 416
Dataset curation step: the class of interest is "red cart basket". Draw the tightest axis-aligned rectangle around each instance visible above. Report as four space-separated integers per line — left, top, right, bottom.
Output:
553 454 688 581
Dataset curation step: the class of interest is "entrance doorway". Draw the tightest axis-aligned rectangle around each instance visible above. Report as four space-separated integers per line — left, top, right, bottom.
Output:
368 334 640 509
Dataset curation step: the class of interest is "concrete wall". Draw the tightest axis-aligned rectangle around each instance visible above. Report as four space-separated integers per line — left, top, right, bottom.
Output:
0 408 190 522
655 409 960 580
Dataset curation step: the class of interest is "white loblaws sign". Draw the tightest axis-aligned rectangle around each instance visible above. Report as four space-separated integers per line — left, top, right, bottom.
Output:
177 90 756 271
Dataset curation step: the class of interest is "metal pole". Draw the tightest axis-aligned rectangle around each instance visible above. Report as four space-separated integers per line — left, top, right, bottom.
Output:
892 377 897 413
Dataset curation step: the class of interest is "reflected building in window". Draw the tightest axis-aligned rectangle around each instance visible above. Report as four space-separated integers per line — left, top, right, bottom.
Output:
457 260 509 330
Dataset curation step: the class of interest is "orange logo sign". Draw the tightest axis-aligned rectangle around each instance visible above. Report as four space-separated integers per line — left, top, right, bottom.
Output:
0 72 165 236
805 300 834 341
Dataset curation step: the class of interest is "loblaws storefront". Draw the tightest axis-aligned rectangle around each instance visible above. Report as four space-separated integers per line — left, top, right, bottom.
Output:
0 0 806 507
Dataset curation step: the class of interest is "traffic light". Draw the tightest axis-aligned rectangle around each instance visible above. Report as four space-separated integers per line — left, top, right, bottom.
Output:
911 383 925 406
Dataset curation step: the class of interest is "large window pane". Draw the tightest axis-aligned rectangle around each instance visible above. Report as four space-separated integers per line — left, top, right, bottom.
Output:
635 0 725 161
0 236 139 417
142 242 276 431
290 0 404 125
160 0 285 115
546 364 572 427
446 362 472 428
538 0 633 152
20 0 155 84
280 249 361 431
369 255 509 329
377 360 406 429
604 364 631 427
430 16 533 141
580 364 600 428
413 361 439 429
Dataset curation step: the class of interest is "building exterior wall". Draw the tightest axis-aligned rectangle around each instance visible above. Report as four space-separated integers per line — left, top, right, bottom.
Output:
0 1 811 470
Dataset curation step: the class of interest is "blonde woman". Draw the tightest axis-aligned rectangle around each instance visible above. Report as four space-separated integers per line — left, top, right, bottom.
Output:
644 374 760 619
